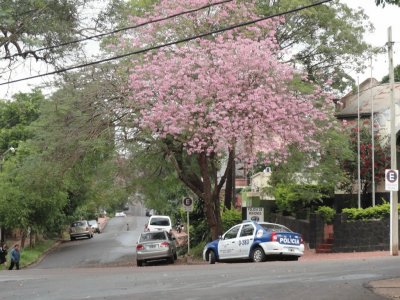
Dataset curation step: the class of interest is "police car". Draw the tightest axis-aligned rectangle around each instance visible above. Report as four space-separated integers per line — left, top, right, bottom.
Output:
203 221 304 264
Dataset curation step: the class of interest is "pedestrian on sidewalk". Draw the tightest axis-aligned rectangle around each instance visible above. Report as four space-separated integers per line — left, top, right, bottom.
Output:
8 244 20 270
0 243 8 269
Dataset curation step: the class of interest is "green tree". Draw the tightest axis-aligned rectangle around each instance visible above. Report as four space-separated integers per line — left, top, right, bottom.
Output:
264 127 354 215
258 0 375 92
0 89 44 151
376 0 400 6
32 68 128 219
0 0 113 82
381 64 400 83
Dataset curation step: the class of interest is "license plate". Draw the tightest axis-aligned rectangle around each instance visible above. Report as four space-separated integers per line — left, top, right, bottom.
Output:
147 245 158 249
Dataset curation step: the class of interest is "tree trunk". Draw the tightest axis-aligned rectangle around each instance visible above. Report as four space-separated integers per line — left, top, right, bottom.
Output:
224 148 235 210
198 153 223 240
20 230 26 248
167 145 228 241
224 160 233 210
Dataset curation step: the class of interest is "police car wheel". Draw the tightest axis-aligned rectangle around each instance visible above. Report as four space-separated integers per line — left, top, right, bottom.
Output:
251 247 265 263
208 251 216 264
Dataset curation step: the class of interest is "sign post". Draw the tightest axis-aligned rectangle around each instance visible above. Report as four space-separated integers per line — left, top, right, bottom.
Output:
183 197 193 254
388 27 398 256
385 168 399 256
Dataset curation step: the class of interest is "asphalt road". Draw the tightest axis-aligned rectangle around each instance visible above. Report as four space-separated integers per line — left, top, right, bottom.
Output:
2 203 400 300
34 204 147 268
2 253 400 299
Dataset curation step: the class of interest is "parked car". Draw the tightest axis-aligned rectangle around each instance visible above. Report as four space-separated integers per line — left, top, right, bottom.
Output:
88 220 101 234
115 211 126 217
203 221 304 264
145 215 172 232
69 220 94 240
136 231 177 266
145 209 155 217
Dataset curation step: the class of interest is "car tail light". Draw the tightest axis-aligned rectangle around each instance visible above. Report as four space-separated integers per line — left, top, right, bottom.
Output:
300 235 304 244
136 244 144 251
271 232 278 242
160 242 169 248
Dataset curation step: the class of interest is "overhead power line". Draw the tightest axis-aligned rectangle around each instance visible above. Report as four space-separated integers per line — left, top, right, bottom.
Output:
0 0 333 86
2 0 235 60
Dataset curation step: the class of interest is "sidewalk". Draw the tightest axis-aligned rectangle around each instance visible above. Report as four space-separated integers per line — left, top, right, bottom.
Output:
369 278 400 299
97 217 109 233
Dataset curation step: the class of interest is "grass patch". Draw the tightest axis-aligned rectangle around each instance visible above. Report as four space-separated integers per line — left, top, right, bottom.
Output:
190 241 206 259
19 240 58 268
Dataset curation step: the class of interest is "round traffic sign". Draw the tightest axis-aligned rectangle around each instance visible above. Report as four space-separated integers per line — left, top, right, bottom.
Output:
183 197 193 207
387 170 398 183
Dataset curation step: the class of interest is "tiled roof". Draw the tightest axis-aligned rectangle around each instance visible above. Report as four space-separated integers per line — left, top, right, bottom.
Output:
336 78 400 118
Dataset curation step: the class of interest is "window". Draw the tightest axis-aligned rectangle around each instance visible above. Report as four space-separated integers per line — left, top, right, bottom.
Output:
140 232 166 242
71 221 86 227
259 223 292 233
224 225 240 240
240 224 254 237
149 217 170 226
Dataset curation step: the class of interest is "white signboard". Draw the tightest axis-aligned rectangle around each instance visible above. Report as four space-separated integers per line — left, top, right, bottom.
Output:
183 197 194 212
385 169 399 191
247 207 264 222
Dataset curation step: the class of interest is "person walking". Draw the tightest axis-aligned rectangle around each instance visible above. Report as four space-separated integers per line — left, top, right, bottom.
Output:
8 244 20 270
0 243 7 270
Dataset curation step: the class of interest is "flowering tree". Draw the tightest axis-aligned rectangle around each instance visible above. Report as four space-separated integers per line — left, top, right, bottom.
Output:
126 0 332 239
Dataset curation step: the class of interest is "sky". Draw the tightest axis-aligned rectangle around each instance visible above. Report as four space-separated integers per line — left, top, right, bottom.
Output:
0 0 400 99
343 0 400 83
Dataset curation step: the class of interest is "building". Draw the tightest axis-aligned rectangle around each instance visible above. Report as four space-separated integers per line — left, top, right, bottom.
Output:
335 78 400 206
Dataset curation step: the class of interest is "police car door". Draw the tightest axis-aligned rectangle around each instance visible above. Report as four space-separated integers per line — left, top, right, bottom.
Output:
218 225 240 260
237 223 255 258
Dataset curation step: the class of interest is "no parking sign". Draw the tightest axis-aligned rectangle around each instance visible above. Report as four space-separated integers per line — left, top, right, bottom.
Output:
183 197 193 212
385 169 399 191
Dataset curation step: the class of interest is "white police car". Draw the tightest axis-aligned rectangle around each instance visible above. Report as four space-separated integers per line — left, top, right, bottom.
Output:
203 221 304 264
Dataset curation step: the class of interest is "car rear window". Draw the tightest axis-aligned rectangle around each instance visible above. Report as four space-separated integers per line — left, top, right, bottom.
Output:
140 232 166 242
259 224 292 233
71 221 86 227
149 217 170 226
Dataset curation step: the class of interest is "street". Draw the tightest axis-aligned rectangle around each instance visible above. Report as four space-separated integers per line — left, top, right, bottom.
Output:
33 204 146 269
1 252 400 299
0 203 399 299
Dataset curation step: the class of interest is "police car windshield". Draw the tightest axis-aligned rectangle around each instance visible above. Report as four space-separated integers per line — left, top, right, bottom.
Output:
260 224 292 233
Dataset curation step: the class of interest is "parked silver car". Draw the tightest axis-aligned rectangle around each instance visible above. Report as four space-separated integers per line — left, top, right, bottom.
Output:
69 220 94 240
136 231 177 266
88 220 101 234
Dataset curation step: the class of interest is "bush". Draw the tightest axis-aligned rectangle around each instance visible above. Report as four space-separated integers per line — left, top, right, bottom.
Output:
222 209 242 232
316 206 335 224
342 202 395 220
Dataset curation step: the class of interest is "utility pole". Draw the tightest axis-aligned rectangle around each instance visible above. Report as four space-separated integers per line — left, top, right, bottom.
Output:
357 77 361 209
370 58 376 207
388 26 398 256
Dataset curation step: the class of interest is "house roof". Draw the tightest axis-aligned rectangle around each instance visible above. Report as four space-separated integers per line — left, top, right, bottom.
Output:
336 78 400 119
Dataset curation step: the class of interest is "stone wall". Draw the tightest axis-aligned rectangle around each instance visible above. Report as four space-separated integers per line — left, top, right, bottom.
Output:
332 215 390 252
